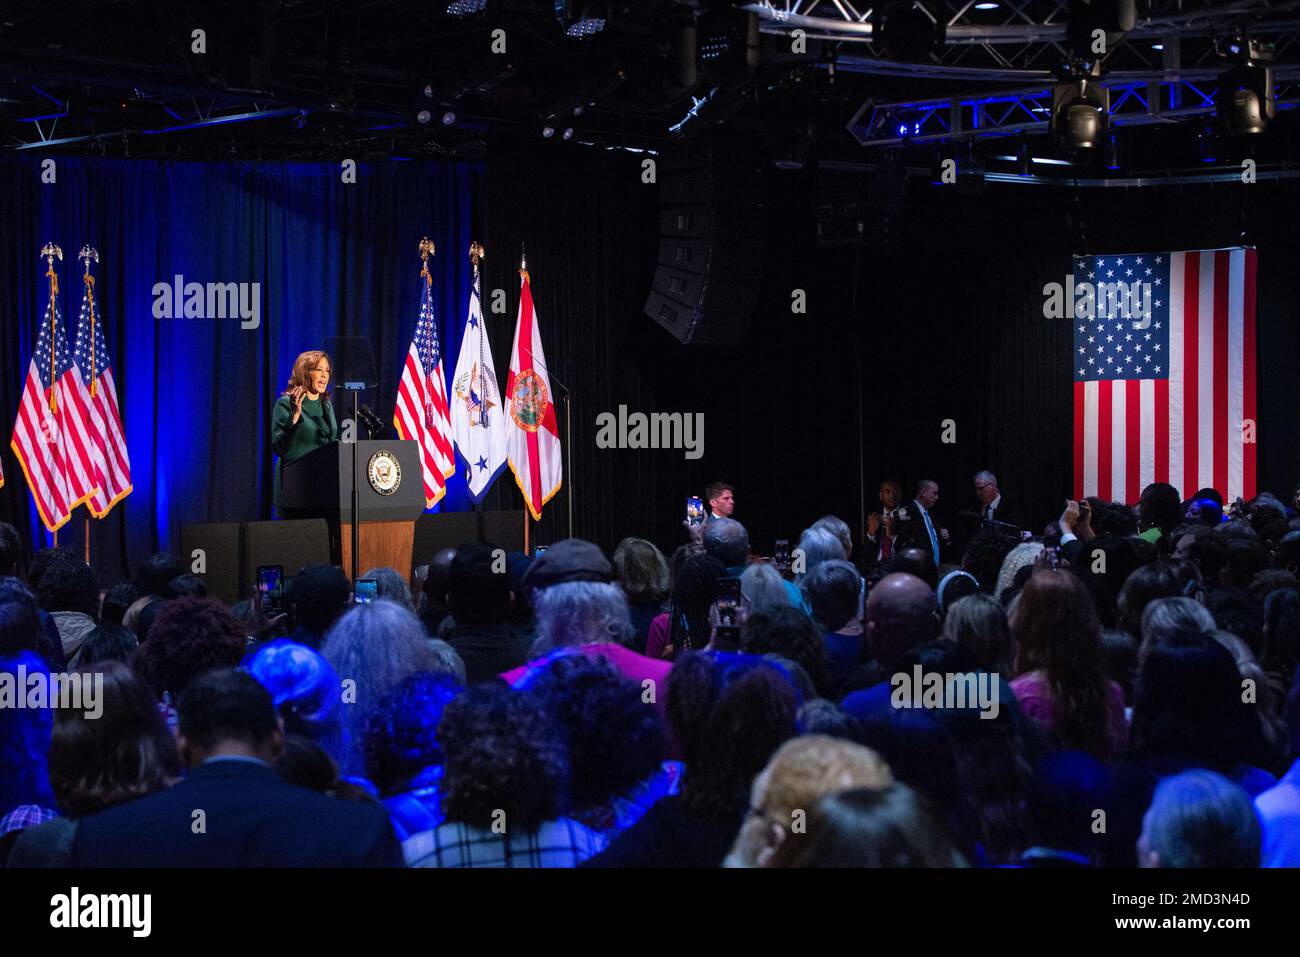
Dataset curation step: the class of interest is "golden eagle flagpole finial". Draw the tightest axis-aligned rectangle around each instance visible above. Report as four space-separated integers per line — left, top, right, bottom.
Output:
40 242 63 413
80 246 100 396
419 236 435 286
469 241 484 274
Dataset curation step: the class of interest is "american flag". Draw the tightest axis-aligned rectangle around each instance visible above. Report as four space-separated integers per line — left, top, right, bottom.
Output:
393 259 455 508
9 268 101 532
1072 248 1256 505
72 268 132 517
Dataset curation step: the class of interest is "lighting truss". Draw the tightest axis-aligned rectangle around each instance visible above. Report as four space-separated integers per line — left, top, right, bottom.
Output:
848 68 1300 145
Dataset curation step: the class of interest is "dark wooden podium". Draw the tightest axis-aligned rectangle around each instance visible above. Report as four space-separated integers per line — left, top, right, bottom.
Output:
280 440 426 582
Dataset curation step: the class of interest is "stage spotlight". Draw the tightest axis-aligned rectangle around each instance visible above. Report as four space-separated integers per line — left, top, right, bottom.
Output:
562 127 574 140
447 0 488 15
557 1 607 38
417 109 433 125
542 124 556 138
1052 72 1109 151
442 111 456 126
423 84 435 98
1216 36 1275 136
974 2 999 8
874 2 941 62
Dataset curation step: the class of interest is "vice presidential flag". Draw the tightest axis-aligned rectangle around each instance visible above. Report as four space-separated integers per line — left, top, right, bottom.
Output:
450 268 507 503
72 262 133 518
1072 248 1257 505
394 257 456 508
505 265 562 520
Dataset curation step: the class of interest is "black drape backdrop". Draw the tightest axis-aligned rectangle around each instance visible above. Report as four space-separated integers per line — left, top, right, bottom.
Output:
3 142 1298 584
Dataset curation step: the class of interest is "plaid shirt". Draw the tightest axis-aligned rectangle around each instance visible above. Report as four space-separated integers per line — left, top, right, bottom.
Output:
0 805 59 838
403 817 606 868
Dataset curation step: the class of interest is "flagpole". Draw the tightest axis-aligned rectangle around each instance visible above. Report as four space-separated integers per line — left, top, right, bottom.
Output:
42 242 63 549
520 245 529 556
565 393 573 540
80 246 100 569
469 241 489 545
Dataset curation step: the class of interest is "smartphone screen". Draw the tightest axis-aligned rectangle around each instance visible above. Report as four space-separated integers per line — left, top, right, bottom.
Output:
256 565 283 615
774 539 790 570
715 576 742 626
686 495 705 526
354 579 379 604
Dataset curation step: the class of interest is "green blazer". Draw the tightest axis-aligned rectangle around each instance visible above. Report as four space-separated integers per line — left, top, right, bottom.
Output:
271 393 339 511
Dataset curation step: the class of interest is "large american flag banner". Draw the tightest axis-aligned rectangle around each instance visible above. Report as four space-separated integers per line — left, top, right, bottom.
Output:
73 266 133 517
10 262 102 532
393 257 455 508
1072 247 1257 505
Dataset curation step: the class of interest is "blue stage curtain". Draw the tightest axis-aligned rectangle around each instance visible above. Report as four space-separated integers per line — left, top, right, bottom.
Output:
0 157 482 581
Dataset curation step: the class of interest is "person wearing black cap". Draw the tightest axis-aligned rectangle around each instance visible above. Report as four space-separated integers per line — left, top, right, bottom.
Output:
444 543 530 684
504 539 673 706
286 565 352 650
519 538 615 594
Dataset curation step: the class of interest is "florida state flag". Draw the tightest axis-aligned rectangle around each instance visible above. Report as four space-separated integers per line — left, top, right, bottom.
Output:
505 262 562 520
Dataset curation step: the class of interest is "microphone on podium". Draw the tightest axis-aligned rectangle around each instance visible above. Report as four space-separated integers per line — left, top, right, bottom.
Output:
357 405 385 438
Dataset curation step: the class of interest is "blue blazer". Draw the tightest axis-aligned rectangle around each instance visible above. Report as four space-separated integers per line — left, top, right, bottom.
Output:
71 759 402 868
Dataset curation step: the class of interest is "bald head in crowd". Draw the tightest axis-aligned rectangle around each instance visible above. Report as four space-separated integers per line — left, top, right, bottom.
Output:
703 518 750 570
867 572 939 674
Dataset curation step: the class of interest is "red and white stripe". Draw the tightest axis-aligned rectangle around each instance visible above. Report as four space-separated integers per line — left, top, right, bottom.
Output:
85 366 133 517
394 344 455 509
10 369 79 530
1074 247 1257 505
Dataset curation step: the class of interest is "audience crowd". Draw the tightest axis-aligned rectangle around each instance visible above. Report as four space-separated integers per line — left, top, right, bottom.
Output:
3 476 1300 868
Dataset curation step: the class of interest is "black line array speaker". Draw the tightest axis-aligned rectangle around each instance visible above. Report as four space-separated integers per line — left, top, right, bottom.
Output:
644 134 768 345
179 522 244 605
243 519 332 592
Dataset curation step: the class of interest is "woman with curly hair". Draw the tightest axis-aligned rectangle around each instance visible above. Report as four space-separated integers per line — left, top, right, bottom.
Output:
524 654 670 839
585 652 800 868
363 671 462 840
403 683 605 867
132 596 248 706
1009 569 1127 762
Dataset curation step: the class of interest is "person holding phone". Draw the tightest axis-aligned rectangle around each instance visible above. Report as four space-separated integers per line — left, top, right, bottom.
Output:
271 350 339 514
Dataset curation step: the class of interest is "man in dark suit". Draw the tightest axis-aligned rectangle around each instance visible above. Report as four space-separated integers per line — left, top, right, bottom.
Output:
71 668 402 868
897 479 949 568
864 479 904 563
973 469 1025 530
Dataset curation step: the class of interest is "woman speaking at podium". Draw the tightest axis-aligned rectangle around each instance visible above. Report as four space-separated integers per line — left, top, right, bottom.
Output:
272 350 339 514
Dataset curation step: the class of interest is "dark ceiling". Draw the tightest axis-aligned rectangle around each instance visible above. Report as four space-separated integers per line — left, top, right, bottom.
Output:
3 1 1300 182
